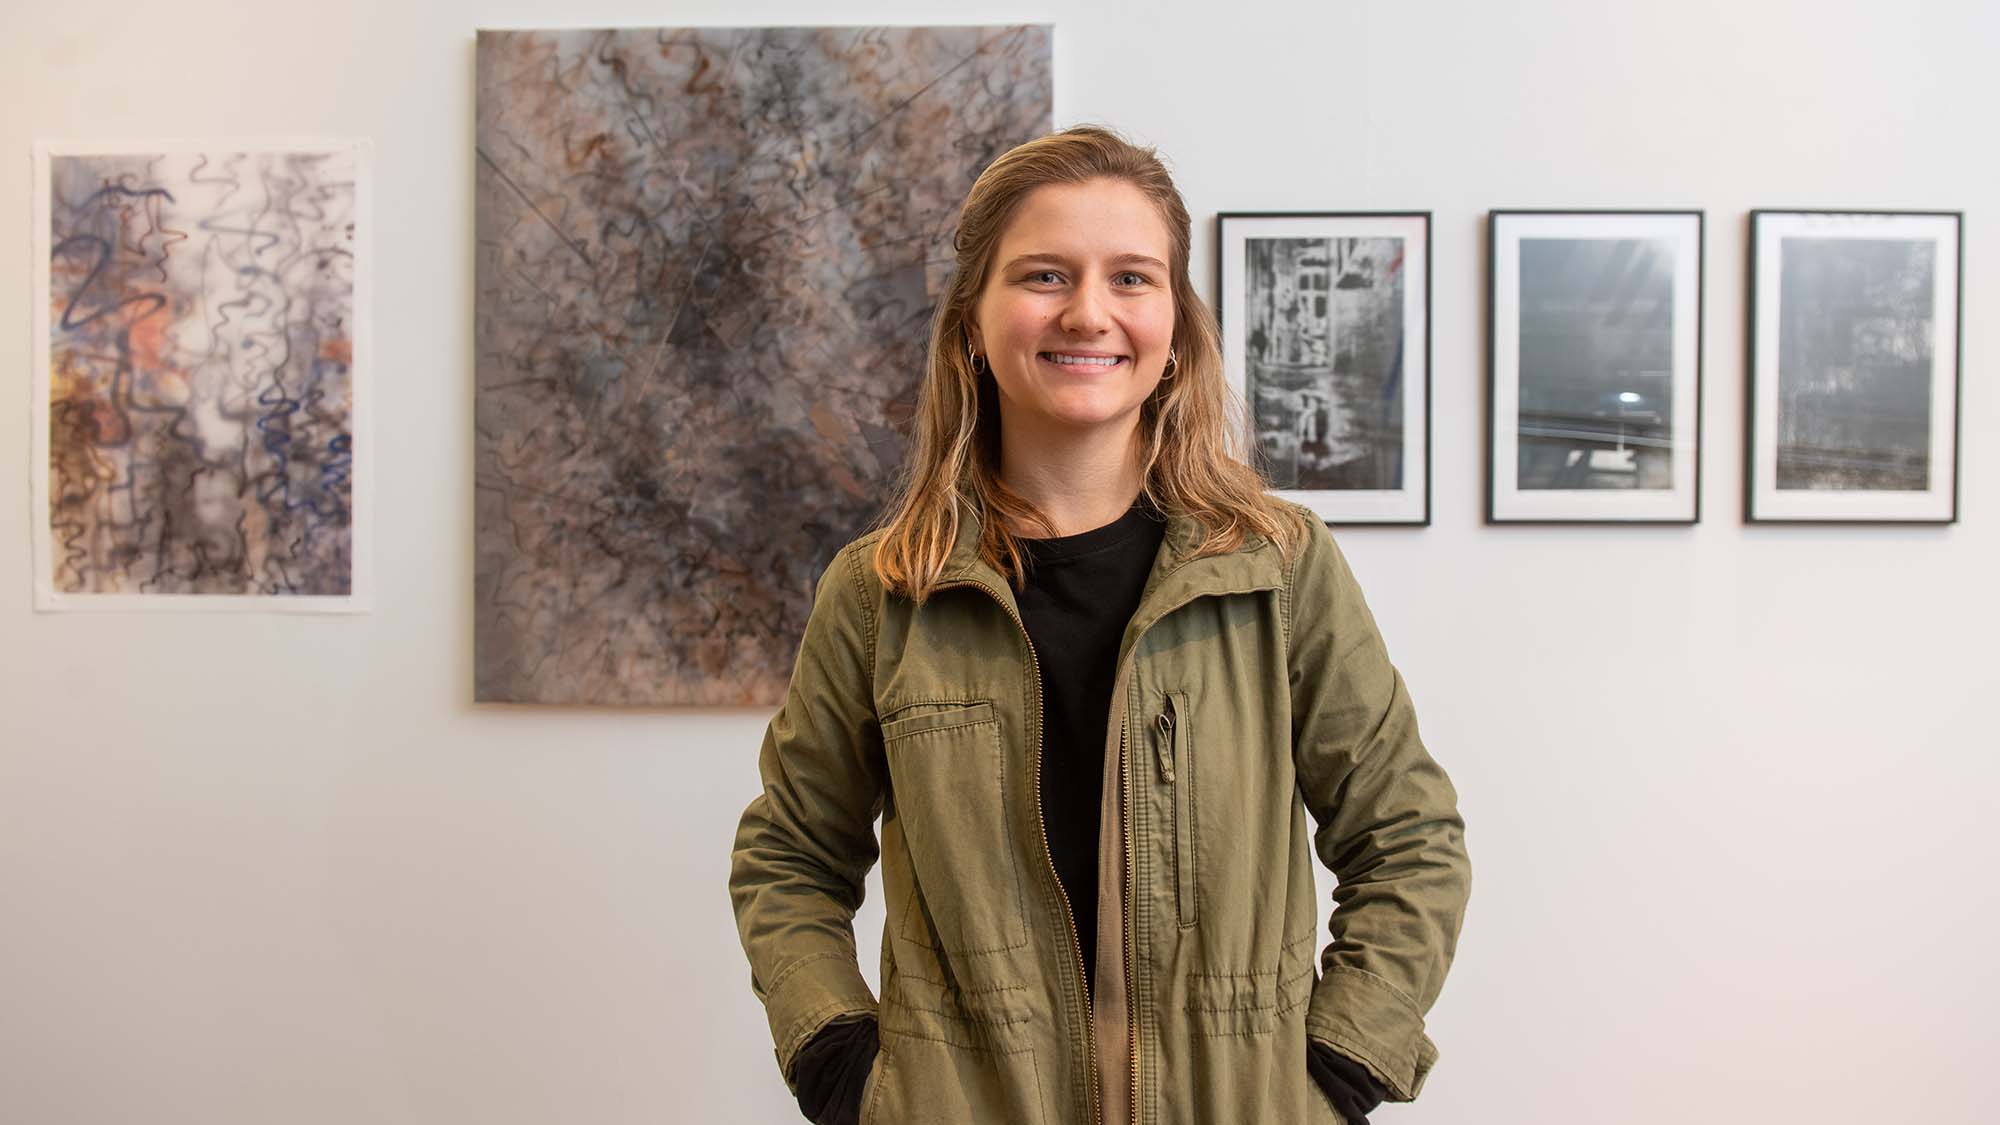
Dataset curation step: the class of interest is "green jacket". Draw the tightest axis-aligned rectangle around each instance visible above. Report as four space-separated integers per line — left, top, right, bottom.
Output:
729 499 1471 1124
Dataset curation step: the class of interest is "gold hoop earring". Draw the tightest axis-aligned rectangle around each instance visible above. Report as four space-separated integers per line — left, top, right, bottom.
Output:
967 341 987 375
1159 347 1178 381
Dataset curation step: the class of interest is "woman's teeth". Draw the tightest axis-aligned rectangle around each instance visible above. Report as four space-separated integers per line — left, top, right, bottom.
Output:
1042 353 1122 366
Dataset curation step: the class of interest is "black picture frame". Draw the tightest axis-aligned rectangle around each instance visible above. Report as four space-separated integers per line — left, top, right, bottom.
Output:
1745 209 1963 524
1486 209 1706 525
1215 211 1432 526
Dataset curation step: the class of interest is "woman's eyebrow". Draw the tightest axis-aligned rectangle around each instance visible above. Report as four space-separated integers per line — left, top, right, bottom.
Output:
1002 252 1168 272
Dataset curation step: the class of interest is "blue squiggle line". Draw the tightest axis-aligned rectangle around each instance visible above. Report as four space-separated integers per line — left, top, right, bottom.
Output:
52 234 167 331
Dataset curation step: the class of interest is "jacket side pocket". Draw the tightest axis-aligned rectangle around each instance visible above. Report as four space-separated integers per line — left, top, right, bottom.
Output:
1157 690 1199 928
857 1042 889 1125
884 700 1027 955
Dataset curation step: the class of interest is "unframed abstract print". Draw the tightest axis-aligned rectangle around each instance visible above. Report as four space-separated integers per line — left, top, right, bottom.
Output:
38 147 362 605
474 26 1052 705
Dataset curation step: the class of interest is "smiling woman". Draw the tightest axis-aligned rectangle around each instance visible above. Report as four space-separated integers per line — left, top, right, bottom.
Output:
967 177 1180 512
729 124 1470 1125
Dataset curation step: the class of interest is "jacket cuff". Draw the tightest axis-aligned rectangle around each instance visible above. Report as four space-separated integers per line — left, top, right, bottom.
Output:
764 952 878 1094
1305 966 1439 1102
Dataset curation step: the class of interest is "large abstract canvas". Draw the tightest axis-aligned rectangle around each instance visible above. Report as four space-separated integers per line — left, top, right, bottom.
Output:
474 26 1052 705
31 141 371 611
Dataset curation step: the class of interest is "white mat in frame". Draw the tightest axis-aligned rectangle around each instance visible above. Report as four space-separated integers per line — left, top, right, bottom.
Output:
1487 209 1704 524
1217 211 1430 525
1747 209 1961 524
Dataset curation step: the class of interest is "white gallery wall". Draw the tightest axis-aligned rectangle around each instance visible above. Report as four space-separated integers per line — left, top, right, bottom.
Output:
2 0 1992 1122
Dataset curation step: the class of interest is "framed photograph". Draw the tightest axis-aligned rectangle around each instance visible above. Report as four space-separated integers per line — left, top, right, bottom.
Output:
1747 210 1962 523
1217 212 1429 525
1487 210 1704 523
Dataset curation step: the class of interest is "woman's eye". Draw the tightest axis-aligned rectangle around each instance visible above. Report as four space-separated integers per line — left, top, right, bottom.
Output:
1024 270 1149 286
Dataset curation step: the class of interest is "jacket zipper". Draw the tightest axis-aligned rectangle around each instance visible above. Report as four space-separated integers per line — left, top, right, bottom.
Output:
1123 712 1139 1125
942 567 1275 1125
936 577 1101 1125
1158 697 1195 928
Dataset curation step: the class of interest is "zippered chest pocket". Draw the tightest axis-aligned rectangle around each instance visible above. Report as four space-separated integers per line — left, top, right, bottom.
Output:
1155 690 1199 928
882 701 1029 956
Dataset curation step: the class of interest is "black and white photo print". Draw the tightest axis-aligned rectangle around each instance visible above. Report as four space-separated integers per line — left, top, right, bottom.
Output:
1748 211 1962 523
1488 210 1704 523
1218 212 1429 524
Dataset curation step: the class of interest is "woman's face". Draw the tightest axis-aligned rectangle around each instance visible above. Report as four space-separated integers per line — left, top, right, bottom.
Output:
966 177 1177 442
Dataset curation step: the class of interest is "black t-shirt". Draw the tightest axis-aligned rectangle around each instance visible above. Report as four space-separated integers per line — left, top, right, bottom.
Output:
1014 494 1168 996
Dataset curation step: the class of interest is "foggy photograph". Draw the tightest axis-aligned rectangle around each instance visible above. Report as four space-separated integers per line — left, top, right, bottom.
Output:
1516 237 1676 490
1776 237 1936 491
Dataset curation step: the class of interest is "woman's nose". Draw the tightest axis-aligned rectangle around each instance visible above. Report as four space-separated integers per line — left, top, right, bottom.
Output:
1060 281 1113 335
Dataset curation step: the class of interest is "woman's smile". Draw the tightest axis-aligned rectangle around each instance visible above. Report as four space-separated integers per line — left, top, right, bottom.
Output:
1039 350 1128 371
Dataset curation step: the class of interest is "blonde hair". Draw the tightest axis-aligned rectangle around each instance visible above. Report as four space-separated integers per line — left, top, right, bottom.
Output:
870 124 1305 601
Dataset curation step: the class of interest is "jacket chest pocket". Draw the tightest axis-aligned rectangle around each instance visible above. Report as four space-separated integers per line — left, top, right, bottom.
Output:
883 701 1028 955
1153 690 1200 928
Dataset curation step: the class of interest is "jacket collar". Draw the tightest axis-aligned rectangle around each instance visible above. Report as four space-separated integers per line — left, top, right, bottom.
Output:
933 495 1287 618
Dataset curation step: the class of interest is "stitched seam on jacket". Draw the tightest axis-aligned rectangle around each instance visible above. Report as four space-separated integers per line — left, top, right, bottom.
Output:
767 950 849 998
1281 508 1306 650
1190 1021 1278 1039
883 715 991 740
894 718 1028 956
889 997 1032 1025
882 697 989 715
1304 1022 1417 1101
1324 963 1424 1017
892 965 1027 995
1277 965 1316 1015
1173 688 1200 929
842 544 877 678
859 1040 890 1125
878 1021 1035 1053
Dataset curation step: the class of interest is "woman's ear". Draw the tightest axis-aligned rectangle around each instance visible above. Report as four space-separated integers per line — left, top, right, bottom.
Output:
963 319 983 355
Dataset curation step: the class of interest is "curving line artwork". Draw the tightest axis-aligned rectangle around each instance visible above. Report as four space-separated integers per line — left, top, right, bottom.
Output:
32 142 369 612
474 26 1051 705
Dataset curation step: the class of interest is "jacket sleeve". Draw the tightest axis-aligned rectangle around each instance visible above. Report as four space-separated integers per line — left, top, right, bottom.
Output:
728 543 888 1094
1284 509 1471 1102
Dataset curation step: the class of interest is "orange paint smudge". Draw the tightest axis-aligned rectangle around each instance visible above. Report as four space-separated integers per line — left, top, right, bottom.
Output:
319 337 352 366
127 308 171 372
809 399 847 442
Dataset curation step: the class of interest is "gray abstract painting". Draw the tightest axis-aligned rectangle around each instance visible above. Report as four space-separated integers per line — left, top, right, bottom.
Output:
1517 238 1675 490
474 25 1051 705
1776 238 1935 491
1245 237 1405 490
